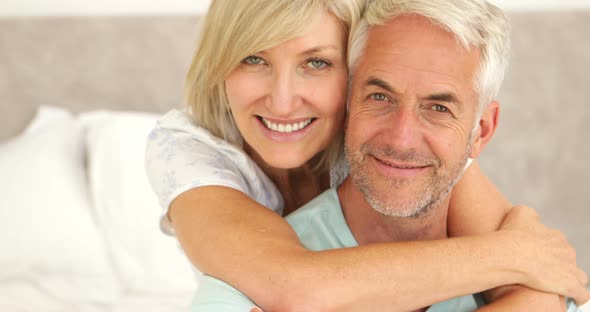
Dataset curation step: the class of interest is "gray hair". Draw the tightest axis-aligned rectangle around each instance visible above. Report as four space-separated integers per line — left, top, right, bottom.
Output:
348 0 511 118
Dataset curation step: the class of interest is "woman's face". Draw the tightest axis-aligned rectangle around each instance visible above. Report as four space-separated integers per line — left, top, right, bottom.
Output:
225 11 348 169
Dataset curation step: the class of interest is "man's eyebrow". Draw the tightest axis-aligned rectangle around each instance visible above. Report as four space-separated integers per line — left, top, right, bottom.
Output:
365 76 397 94
364 77 461 105
426 93 461 104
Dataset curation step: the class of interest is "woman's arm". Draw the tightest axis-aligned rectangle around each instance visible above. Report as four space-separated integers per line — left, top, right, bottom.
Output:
449 160 582 310
170 184 586 311
475 291 567 312
448 161 511 237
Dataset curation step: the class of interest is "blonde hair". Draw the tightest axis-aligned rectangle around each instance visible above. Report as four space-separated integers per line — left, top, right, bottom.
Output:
349 0 510 119
185 0 365 172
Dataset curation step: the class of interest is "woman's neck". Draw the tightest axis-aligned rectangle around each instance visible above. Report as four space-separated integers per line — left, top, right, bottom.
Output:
244 143 330 215
269 166 329 215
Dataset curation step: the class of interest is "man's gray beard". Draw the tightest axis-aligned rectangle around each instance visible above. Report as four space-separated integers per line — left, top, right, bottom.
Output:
345 138 472 219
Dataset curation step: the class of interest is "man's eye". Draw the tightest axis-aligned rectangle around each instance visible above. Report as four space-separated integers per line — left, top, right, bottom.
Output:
243 56 265 65
370 93 387 102
307 58 329 69
431 104 449 113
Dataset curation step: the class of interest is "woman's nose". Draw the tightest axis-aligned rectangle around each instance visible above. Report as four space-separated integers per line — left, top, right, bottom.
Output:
266 69 302 117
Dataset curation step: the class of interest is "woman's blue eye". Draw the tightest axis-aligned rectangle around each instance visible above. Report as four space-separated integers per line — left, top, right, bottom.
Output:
308 59 328 69
431 104 449 113
370 93 387 101
243 56 265 65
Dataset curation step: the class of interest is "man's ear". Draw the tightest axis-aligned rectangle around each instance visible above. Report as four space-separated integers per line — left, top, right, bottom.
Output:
470 101 499 158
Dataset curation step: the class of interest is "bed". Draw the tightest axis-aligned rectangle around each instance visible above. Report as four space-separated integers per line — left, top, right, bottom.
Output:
0 12 588 311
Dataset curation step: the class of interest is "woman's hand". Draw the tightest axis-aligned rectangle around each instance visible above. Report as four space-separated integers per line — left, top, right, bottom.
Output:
499 205 589 305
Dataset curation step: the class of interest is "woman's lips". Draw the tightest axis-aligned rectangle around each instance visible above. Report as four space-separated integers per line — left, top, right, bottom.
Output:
256 116 317 142
258 116 315 133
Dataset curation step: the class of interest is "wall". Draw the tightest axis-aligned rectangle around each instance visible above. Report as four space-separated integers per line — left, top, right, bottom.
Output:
1 0 589 17
0 0 212 16
491 0 590 10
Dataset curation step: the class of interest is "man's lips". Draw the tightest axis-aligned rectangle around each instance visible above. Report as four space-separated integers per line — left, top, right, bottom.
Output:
372 156 429 169
369 155 432 178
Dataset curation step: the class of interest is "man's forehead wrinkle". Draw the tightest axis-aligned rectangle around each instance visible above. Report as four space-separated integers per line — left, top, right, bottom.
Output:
361 58 461 89
367 46 461 80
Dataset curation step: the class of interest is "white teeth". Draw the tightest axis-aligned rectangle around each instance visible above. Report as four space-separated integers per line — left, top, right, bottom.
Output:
261 118 313 133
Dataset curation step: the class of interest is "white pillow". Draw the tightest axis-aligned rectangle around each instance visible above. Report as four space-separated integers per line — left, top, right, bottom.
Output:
81 110 197 295
0 106 119 303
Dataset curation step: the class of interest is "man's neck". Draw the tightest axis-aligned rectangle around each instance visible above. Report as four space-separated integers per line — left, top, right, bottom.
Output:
337 177 450 245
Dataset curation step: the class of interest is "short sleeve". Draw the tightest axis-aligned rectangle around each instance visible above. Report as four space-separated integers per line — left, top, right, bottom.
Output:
145 110 284 234
190 275 258 312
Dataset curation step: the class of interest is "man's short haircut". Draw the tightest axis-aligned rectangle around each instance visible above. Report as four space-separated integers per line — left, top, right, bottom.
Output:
348 0 511 118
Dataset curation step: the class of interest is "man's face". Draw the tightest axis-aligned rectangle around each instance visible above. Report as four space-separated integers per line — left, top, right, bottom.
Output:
346 14 483 218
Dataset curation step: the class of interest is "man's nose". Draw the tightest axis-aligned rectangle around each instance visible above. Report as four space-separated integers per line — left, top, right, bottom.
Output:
384 107 421 150
266 69 302 117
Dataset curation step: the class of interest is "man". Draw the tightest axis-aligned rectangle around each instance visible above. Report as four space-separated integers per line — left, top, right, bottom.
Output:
192 0 585 310
335 0 581 310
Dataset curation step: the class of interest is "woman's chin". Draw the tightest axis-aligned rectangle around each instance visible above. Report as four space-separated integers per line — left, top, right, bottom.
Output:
261 154 311 171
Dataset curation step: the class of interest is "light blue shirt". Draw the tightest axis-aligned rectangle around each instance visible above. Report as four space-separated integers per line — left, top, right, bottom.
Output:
192 189 582 311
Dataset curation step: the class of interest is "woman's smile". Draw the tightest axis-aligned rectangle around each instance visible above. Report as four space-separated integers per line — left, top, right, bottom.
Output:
258 116 315 133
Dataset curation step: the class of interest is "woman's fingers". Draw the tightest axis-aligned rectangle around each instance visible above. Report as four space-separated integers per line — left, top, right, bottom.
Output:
574 269 590 306
569 282 590 307
499 204 590 303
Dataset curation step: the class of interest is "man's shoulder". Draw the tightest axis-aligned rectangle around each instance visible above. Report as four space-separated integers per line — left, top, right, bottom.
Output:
285 189 358 250
285 189 340 231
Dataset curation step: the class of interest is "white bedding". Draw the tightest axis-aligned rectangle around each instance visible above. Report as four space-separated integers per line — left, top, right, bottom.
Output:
0 106 198 311
0 281 193 311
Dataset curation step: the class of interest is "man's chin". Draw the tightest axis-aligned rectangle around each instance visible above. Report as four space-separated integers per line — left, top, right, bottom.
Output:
368 193 433 218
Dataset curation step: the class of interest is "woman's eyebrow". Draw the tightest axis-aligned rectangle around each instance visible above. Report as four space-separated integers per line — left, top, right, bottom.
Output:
300 45 340 55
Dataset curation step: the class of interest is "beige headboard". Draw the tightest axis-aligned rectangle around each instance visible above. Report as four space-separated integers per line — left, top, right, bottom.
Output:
0 16 199 140
1 12 589 274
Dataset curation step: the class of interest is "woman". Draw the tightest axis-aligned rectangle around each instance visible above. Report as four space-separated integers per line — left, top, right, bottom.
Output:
146 0 588 310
